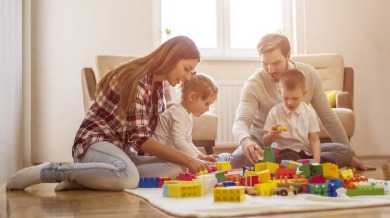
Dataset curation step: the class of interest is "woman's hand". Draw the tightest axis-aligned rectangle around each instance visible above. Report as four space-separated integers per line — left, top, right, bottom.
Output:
198 154 218 162
186 156 213 174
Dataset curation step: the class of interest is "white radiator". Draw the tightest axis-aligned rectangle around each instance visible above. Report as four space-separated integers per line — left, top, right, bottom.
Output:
213 80 245 146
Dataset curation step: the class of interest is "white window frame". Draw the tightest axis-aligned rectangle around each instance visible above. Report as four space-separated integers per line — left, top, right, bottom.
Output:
153 0 294 58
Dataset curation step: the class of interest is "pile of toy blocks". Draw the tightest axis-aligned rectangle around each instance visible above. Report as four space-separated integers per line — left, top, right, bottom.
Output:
137 147 388 202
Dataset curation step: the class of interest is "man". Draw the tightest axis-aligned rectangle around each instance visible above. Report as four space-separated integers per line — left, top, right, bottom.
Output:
221 33 374 170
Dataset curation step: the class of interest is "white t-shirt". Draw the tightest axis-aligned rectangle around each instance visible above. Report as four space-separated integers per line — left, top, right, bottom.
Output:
152 103 201 158
264 102 320 155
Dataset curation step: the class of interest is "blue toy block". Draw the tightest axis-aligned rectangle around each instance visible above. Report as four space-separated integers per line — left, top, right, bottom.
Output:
328 179 343 190
139 177 160 188
222 181 235 187
327 183 338 197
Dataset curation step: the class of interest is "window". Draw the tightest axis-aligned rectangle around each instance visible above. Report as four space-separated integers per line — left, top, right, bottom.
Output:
155 0 292 57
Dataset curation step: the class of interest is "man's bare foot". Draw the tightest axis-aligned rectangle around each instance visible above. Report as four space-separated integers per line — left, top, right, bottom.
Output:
350 156 376 171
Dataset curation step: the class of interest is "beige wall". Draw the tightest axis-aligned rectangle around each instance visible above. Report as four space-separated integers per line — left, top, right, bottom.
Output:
25 0 390 164
0 0 23 182
29 0 154 163
301 0 390 156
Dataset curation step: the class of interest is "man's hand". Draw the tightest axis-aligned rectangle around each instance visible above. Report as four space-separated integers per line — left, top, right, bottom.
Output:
351 156 376 171
241 138 263 165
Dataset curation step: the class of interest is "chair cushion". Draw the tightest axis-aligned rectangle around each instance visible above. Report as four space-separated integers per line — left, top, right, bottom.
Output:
192 112 218 140
95 55 136 80
325 90 341 108
318 108 355 138
291 54 344 92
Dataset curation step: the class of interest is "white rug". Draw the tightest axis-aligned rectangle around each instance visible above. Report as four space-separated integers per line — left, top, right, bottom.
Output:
125 188 390 217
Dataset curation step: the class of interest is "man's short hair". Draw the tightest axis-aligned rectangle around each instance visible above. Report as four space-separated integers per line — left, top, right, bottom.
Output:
257 33 291 57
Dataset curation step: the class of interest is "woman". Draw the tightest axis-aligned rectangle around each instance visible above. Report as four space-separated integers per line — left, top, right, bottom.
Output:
7 36 212 192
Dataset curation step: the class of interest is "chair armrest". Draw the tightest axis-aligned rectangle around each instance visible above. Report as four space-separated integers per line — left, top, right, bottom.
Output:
343 67 354 99
336 91 353 110
319 108 355 139
192 112 218 141
81 68 97 115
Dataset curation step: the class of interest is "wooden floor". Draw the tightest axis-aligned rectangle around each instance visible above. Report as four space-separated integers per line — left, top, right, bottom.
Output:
1 157 390 218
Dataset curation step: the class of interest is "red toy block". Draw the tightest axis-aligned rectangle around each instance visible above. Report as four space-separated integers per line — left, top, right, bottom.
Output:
308 175 325 184
243 175 259 187
158 177 171 188
275 168 295 179
176 172 193 181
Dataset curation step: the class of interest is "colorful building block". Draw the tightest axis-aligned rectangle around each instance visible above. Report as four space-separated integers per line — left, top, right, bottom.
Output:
158 177 171 188
216 161 232 171
322 163 339 179
255 162 279 174
346 187 385 197
275 168 295 179
261 147 276 163
162 181 201 198
138 177 160 188
214 187 245 202
176 172 194 181
214 171 227 183
196 174 217 194
254 182 277 196
259 170 271 183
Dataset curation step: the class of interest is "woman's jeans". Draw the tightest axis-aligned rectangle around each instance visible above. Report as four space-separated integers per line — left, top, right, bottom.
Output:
40 141 184 191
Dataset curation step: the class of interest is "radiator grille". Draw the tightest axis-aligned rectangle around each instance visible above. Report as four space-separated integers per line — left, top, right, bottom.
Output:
213 81 245 146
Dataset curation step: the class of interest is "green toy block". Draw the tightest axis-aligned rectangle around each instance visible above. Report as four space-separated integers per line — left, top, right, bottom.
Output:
346 187 385 197
297 164 310 178
309 184 328 196
214 171 227 183
261 147 276 163
309 163 323 176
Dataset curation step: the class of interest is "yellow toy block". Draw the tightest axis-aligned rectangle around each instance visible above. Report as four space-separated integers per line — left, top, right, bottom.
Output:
255 162 267 172
163 181 201 198
214 187 245 202
255 162 279 173
288 161 299 169
258 170 271 183
244 170 259 177
254 182 277 196
276 126 289 132
322 163 339 179
340 169 354 179
198 169 209 175
216 161 232 171
266 163 279 174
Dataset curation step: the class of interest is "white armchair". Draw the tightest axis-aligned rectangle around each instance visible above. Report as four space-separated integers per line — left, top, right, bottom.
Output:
291 54 355 142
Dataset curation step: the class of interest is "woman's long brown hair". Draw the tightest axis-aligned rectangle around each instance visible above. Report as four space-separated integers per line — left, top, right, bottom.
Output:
96 36 200 116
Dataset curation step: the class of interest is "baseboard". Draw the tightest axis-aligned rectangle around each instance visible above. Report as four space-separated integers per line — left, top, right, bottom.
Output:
357 155 390 160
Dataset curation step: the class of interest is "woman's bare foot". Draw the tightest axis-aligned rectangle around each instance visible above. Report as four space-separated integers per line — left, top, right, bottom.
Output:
55 181 86 191
6 163 49 190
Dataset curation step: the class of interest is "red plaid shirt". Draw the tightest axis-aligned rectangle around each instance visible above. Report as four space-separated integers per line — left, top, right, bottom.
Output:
73 73 166 159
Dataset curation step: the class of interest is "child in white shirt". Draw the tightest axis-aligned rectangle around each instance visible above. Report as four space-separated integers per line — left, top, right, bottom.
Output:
152 72 218 162
263 69 321 163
